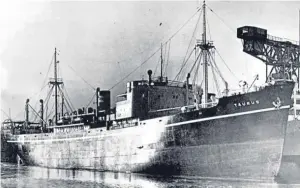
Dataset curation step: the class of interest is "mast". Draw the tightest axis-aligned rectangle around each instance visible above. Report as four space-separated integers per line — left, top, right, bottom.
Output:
202 0 208 106
54 48 58 124
25 99 29 129
296 9 300 119
160 43 163 81
61 94 64 117
195 0 214 106
49 48 63 125
40 99 44 130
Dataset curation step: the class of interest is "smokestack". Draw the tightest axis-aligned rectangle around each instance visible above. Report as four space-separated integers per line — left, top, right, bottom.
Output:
225 82 229 96
186 73 190 105
147 70 152 85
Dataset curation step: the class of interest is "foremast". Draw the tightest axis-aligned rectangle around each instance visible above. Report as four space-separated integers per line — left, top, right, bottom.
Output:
49 48 63 125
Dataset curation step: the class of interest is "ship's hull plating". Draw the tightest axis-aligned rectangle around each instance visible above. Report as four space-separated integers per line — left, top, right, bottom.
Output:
11 107 289 180
1 133 17 163
9 81 294 180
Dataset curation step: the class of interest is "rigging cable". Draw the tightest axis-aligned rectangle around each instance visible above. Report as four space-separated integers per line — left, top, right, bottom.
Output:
174 8 203 82
161 42 168 76
28 104 48 126
164 40 171 76
209 49 229 95
31 83 50 115
85 93 96 109
189 50 202 76
62 87 75 111
12 81 50 121
44 85 54 123
206 13 212 42
215 48 239 81
33 54 55 111
208 52 221 96
59 87 74 113
40 54 54 93
68 64 96 91
206 5 235 34
109 7 202 91
59 65 76 111
11 55 54 121
206 4 246 78
153 55 162 77
46 102 55 121
192 52 203 85
173 47 196 82
1 109 10 120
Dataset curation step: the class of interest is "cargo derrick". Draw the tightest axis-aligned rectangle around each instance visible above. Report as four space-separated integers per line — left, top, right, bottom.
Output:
237 26 300 85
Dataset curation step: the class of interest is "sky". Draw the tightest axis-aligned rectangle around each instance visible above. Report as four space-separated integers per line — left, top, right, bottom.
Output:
1 0 300 121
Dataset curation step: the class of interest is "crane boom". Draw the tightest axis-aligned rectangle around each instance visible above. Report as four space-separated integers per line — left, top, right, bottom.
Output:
237 26 300 83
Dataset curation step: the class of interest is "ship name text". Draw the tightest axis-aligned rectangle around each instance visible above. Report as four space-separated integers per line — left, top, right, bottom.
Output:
233 100 260 107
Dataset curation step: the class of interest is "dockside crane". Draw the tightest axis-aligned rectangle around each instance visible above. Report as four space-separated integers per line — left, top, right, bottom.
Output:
237 26 300 87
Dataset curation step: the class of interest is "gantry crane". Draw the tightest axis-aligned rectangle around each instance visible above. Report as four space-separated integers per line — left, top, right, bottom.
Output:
237 26 300 87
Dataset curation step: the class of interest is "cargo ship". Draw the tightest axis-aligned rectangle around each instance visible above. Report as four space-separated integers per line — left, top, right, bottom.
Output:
4 1 295 181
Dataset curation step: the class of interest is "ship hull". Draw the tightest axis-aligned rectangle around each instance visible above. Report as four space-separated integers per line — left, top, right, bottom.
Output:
8 81 294 181
1 133 17 163
11 107 289 181
277 119 300 182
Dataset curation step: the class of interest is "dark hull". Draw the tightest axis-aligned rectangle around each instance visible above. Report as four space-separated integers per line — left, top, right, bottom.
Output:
283 120 300 156
10 107 290 181
1 133 17 163
8 81 294 181
277 119 300 183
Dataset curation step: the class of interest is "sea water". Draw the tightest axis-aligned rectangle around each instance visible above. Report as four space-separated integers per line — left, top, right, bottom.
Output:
1 162 299 188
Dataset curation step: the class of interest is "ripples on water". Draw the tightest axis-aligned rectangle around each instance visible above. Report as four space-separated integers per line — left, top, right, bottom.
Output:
1 163 299 188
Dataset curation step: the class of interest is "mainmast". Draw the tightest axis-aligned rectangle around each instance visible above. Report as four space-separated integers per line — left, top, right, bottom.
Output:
160 43 163 82
54 48 58 123
196 0 214 107
202 0 208 106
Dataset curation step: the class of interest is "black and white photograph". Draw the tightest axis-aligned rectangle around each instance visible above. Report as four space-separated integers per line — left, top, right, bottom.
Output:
1 0 300 187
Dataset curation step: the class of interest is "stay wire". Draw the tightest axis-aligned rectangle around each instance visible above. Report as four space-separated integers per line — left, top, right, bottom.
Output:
206 5 235 34
153 56 161 77
192 53 202 85
11 54 54 121
58 64 76 111
59 87 74 113
189 50 202 75
62 87 76 111
68 64 96 91
40 54 54 93
85 93 96 109
173 47 196 82
176 8 202 82
215 48 239 81
207 4 245 78
109 7 202 91
208 52 221 96
164 41 171 76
